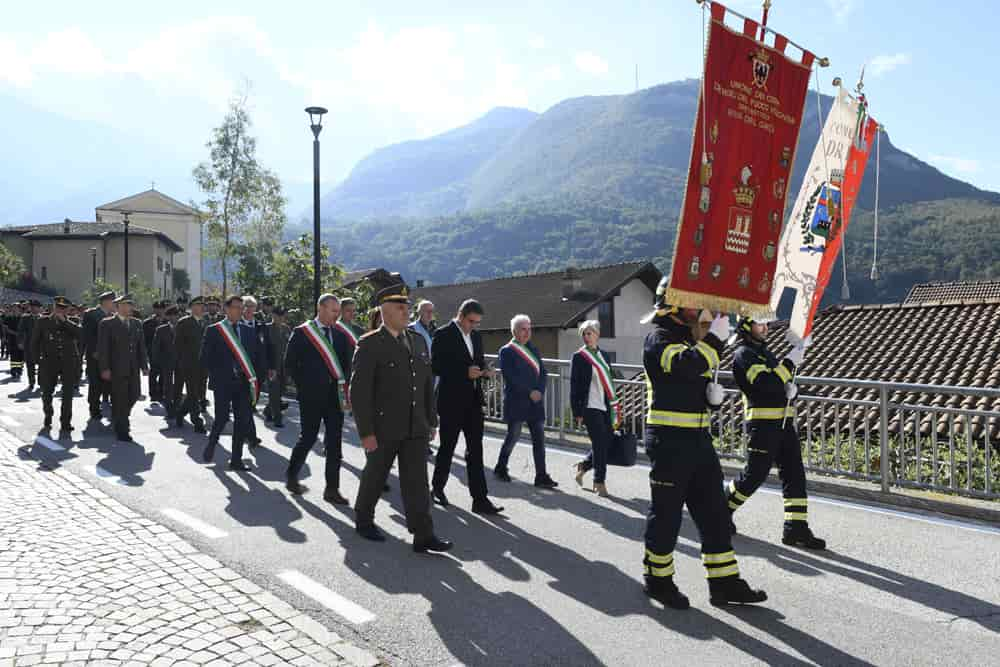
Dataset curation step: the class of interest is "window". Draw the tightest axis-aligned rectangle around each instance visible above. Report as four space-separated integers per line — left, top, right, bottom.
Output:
598 300 615 338
41 266 47 281
603 349 617 365
157 257 163 271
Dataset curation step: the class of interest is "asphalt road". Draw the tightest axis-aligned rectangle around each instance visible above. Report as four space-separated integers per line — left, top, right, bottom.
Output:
3 374 999 666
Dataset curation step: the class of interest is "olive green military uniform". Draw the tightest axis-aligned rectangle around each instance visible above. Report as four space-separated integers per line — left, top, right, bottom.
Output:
352 326 437 540
266 320 291 422
173 312 207 429
30 309 81 430
97 312 148 439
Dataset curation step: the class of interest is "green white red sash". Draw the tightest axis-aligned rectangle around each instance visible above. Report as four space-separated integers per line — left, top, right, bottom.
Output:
215 319 258 406
300 320 346 383
579 346 622 428
506 339 540 376
335 320 358 347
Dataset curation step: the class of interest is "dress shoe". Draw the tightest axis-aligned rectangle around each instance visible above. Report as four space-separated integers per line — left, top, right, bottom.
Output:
413 535 453 553
202 441 217 463
382 483 391 493
592 482 609 498
193 421 207 434
493 469 512 483
60 424 73 433
285 480 308 495
43 418 52 430
273 419 284 428
117 433 134 443
356 524 386 542
573 462 587 487
248 437 262 450
432 488 450 507
228 461 252 472
323 488 350 505
534 475 559 489
175 416 184 428
471 501 504 515
89 412 102 421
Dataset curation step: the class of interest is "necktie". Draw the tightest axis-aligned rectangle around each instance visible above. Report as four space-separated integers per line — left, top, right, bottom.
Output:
324 327 333 345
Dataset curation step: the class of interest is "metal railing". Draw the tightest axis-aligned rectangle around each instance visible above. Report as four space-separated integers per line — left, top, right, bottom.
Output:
483 354 1000 501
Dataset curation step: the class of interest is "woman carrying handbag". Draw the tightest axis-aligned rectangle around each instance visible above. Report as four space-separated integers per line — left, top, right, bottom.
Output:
570 320 622 497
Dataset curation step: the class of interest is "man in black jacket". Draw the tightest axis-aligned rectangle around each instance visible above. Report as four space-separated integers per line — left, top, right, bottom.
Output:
152 305 180 420
142 301 166 401
284 294 353 503
82 291 115 419
431 299 503 515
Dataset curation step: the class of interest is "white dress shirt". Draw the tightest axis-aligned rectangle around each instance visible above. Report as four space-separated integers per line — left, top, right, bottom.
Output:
587 364 607 411
455 320 474 358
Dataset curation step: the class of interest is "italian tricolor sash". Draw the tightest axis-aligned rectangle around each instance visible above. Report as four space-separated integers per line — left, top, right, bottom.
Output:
300 320 346 383
579 346 622 428
215 320 258 406
506 339 540 376
335 320 358 347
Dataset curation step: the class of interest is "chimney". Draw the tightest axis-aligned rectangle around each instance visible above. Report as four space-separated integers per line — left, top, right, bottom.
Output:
415 279 425 288
63 218 71 234
561 267 582 300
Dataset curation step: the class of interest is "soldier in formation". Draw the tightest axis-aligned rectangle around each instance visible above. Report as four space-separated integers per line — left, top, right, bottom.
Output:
173 297 207 433
152 305 181 422
17 300 42 391
143 301 166 402
265 306 291 428
82 292 115 420
30 296 80 432
3 302 24 380
97 295 148 442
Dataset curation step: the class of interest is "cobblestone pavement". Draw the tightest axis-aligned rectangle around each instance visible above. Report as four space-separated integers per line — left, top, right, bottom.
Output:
0 429 381 667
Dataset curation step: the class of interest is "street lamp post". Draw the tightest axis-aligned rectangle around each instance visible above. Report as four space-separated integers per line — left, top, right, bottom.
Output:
122 211 131 293
90 248 97 283
305 106 328 314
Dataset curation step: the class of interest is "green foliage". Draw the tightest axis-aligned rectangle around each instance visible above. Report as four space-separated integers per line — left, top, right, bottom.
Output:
171 268 191 297
80 275 159 312
8 272 57 296
0 244 26 288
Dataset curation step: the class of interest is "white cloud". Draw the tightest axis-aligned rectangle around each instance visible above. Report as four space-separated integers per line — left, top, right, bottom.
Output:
529 35 546 49
825 0 859 23
539 64 563 82
869 53 911 77
929 155 982 175
0 37 34 86
574 51 608 75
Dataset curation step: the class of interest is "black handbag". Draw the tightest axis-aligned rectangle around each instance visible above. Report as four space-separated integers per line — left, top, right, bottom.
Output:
607 430 638 467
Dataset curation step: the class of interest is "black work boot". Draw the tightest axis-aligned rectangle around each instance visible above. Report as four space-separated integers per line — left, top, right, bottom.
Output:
708 577 768 606
782 523 826 550
644 575 690 610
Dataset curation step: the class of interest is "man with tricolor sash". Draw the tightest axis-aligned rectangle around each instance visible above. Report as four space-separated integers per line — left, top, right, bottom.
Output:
640 277 767 609
284 294 353 504
336 297 365 348
200 295 267 470
726 316 825 550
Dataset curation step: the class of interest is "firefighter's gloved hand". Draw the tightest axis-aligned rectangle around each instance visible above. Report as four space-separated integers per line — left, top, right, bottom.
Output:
708 315 732 342
785 383 799 401
706 382 725 408
784 344 805 368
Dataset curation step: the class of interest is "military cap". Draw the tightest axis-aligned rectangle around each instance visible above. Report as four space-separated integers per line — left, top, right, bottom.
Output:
376 283 411 305
188 296 205 306
114 294 135 305
164 304 179 316
53 296 71 308
98 291 116 302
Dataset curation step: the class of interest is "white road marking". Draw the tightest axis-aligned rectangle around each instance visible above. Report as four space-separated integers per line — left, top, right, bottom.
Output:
277 570 376 625
34 436 65 452
0 415 21 427
487 434 1000 536
161 508 228 539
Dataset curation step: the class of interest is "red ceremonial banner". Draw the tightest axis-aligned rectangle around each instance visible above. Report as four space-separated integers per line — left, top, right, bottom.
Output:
804 115 878 336
665 4 813 316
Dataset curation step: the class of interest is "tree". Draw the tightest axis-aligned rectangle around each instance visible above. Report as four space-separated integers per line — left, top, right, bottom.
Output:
80 275 158 312
233 243 272 296
172 268 191 298
267 234 346 318
0 244 25 287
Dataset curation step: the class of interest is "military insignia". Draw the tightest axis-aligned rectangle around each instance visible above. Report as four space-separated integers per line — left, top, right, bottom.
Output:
726 166 755 255
699 187 711 213
769 210 780 231
773 177 786 199
758 272 771 293
688 256 701 279
751 47 771 89
780 146 792 169
694 223 705 247
798 168 843 254
710 119 719 144
400 286 409 296
738 267 750 289
710 263 723 280
763 241 776 261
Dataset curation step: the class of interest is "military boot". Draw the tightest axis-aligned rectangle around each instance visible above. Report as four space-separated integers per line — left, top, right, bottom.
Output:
782 523 826 550
708 577 767 607
644 575 690 610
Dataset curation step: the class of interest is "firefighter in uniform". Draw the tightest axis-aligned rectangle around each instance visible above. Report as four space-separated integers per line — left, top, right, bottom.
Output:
30 296 80 432
641 278 767 609
726 316 826 549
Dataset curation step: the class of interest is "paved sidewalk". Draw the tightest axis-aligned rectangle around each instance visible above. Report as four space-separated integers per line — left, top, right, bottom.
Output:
0 429 381 667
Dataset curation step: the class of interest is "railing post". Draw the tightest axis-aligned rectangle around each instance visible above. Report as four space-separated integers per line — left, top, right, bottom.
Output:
879 385 891 493
557 369 566 444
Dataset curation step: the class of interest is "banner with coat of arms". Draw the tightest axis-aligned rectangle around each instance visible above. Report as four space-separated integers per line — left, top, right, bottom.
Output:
664 2 814 317
770 85 878 339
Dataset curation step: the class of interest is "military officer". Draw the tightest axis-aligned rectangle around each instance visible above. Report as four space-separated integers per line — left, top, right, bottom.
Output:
4 302 24 380
97 295 148 442
352 284 452 553
265 306 291 427
205 298 222 324
143 301 166 402
173 296 207 432
152 305 181 420
30 296 80 432
17 300 42 391
82 292 115 419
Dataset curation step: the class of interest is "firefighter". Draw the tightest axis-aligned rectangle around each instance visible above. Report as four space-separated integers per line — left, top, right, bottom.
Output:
726 316 825 549
641 278 767 610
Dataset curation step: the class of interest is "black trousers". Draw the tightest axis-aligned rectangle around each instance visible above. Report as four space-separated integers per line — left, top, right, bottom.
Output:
9 342 23 377
159 365 176 415
40 365 76 427
287 392 344 489
433 407 488 501
727 422 808 525
644 426 739 582
110 372 140 437
208 376 252 464
174 369 205 425
24 356 36 386
148 364 162 400
355 436 434 540
87 357 110 416
580 408 614 484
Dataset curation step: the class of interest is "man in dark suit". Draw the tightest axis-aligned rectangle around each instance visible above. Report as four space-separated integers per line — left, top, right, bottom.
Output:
200 295 269 470
97 295 148 442
431 299 503 515
240 295 271 449
284 294 353 502
142 301 166 401
152 305 180 420
82 291 115 420
173 296 207 432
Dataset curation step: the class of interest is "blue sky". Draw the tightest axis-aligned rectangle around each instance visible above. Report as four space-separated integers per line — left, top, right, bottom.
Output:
2 0 997 208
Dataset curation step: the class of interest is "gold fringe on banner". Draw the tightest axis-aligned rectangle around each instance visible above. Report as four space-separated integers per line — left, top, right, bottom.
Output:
663 287 776 320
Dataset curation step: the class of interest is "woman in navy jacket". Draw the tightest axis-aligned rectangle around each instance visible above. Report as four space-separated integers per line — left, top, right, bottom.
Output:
570 320 617 497
493 314 558 488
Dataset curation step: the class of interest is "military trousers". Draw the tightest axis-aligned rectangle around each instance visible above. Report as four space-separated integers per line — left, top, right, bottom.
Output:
148 363 162 401
110 372 141 437
24 356 36 386
159 365 176 416
174 368 205 425
643 426 740 582
87 357 110 417
727 422 808 526
355 435 434 541
266 372 286 422
287 393 344 489
40 365 76 428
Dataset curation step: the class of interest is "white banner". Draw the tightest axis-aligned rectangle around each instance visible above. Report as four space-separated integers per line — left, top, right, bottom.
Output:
770 86 857 339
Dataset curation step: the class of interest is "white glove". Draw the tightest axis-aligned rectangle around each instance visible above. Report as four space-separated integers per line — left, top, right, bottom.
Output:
708 315 731 342
784 344 805 368
785 382 799 401
706 382 725 407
